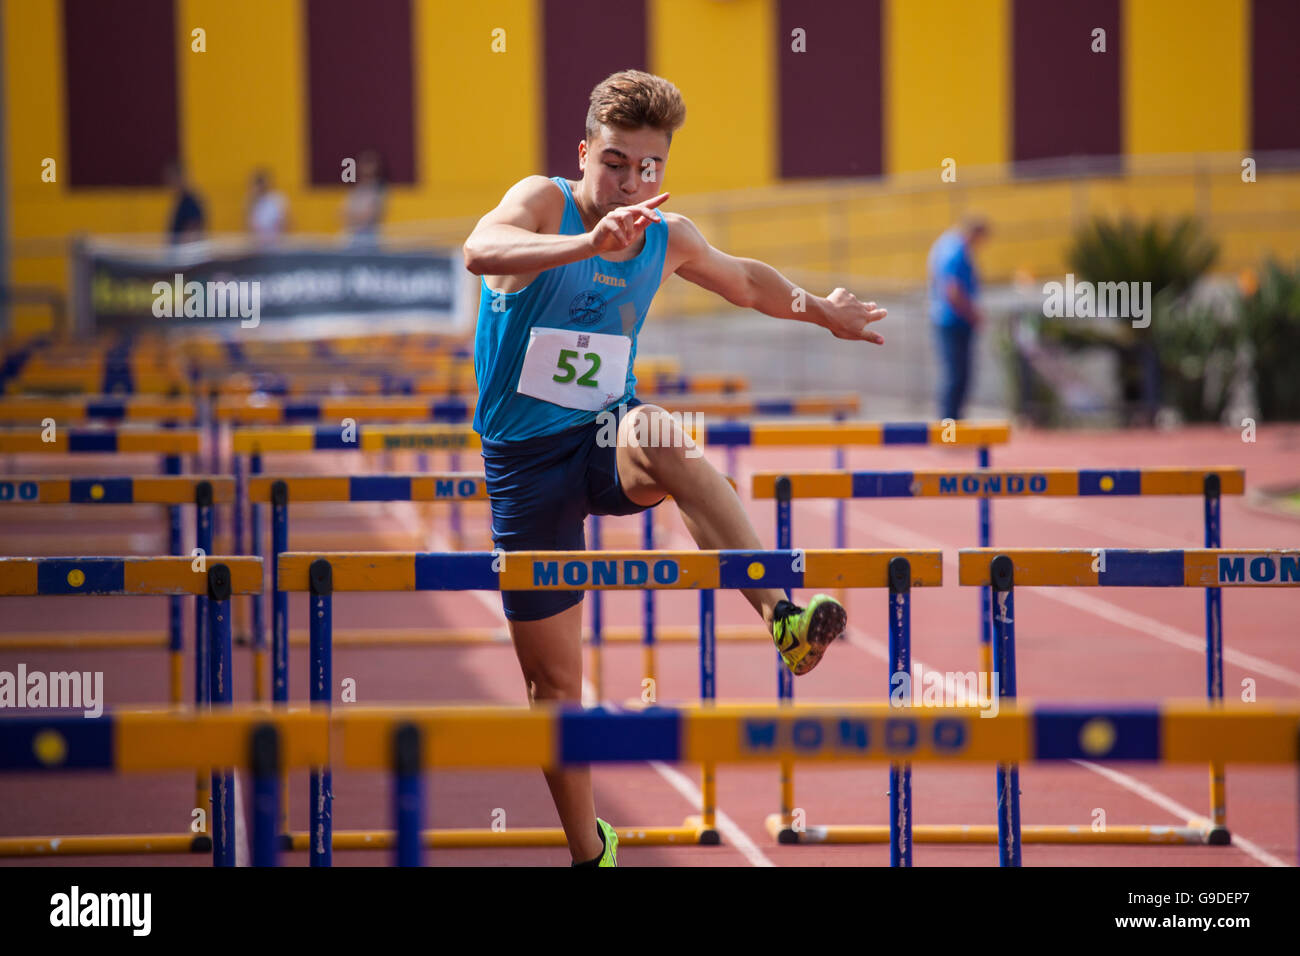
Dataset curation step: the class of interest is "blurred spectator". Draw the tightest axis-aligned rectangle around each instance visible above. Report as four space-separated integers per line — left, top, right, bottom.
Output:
343 150 386 243
164 161 205 244
246 168 289 242
927 217 989 420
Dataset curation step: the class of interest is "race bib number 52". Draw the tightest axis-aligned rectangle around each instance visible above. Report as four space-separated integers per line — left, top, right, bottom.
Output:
516 327 630 411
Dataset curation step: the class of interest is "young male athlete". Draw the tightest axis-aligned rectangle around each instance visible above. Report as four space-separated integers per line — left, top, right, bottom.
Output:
463 70 887 867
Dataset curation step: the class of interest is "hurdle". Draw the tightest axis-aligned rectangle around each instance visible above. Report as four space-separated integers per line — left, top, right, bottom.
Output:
216 395 474 426
3 702 1295 867
754 466 1244 677
752 466 1246 845
0 425 200 456
0 476 234 704
205 373 476 398
959 547 1300 864
0 555 262 862
3 362 189 395
0 395 197 423
275 548 941 859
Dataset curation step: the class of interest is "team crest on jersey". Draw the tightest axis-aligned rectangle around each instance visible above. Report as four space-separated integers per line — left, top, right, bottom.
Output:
569 290 606 326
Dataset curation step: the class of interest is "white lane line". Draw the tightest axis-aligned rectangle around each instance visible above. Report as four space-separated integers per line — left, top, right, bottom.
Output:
797 497 1293 864
1041 588 1300 690
648 761 776 867
418 514 773 866
1073 760 1291 868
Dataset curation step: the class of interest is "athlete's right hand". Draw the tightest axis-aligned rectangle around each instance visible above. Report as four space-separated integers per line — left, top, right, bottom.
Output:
588 192 670 255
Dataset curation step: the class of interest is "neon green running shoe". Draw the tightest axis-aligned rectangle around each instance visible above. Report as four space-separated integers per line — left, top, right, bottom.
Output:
572 818 618 867
595 818 618 867
771 595 847 676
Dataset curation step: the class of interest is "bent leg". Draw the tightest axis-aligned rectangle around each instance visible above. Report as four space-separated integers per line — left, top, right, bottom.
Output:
615 405 785 627
507 601 604 863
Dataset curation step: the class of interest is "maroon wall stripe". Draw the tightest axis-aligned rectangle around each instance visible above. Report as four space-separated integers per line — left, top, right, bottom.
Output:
62 0 179 187
777 0 882 178
1011 0 1120 165
1251 0 1300 152
542 0 647 179
306 0 415 186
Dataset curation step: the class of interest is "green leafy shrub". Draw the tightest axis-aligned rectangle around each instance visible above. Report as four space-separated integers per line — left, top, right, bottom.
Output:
1240 260 1300 420
1065 217 1220 423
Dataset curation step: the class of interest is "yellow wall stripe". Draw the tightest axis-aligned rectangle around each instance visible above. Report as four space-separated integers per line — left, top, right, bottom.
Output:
649 0 776 193
416 0 541 214
885 0 1010 175
1123 0 1247 155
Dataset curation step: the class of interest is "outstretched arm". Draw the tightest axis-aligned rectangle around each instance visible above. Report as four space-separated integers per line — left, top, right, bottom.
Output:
668 213 887 343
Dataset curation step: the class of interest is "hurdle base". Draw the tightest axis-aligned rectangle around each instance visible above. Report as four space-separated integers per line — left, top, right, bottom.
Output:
681 815 721 845
764 816 1218 845
1204 825 1232 846
284 824 712 850
764 815 800 844
0 833 210 857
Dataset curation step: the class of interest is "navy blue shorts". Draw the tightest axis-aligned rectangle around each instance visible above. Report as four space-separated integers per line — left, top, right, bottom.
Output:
481 401 662 621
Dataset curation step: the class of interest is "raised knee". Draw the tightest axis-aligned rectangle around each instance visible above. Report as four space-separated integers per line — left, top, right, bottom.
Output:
620 406 692 474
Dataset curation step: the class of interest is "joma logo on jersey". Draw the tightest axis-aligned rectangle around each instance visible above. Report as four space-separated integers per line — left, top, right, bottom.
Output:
533 559 680 587
1218 555 1300 584
592 273 626 288
939 474 1048 495
741 717 969 755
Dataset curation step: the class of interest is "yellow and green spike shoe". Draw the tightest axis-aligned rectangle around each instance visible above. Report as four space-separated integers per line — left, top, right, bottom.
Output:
771 594 847 676
595 818 618 867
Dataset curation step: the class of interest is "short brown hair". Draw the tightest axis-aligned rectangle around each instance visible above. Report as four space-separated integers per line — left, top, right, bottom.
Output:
585 70 686 141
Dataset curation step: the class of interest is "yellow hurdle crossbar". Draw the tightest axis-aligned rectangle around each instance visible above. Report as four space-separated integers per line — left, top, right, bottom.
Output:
753 467 1245 499
2 701 1296 772
0 475 233 505
0 427 201 454
958 548 1300 587
0 556 262 596
275 549 944 591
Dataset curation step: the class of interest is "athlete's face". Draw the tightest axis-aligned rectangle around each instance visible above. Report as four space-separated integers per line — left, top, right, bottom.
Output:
578 125 670 213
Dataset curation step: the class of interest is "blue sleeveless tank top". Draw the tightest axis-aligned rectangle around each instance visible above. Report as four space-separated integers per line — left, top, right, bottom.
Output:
472 177 668 443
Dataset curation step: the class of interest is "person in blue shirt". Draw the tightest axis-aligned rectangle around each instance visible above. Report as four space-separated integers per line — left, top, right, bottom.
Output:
462 69 888 866
927 219 989 420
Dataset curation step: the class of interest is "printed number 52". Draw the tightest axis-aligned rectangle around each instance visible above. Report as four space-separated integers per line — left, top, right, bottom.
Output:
553 349 601 387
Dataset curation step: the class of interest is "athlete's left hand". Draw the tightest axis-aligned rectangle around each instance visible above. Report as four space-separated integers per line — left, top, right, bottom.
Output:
820 288 887 344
